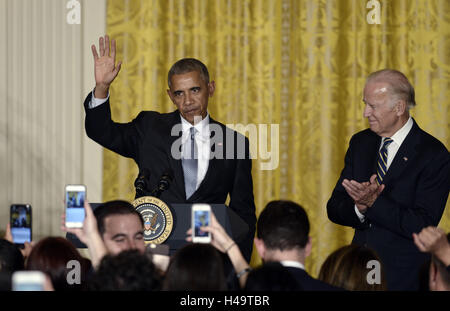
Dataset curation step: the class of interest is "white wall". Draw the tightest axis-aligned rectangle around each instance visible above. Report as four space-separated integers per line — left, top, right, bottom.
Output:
0 0 105 240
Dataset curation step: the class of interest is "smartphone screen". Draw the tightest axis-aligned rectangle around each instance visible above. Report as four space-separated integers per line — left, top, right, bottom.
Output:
65 185 86 228
12 271 45 291
194 210 210 237
10 204 32 245
192 204 211 243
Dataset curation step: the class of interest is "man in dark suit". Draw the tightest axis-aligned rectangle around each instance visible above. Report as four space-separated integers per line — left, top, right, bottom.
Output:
327 69 450 290
83 35 256 261
254 200 341 290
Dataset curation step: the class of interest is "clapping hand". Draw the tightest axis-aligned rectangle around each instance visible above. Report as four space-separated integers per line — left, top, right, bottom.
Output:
342 174 385 213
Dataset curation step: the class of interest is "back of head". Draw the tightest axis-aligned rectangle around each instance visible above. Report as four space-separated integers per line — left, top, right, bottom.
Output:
163 243 226 291
0 239 24 273
168 58 210 88
366 69 416 110
94 200 143 235
26 237 91 291
318 244 386 291
257 200 309 251
89 250 162 291
244 262 303 291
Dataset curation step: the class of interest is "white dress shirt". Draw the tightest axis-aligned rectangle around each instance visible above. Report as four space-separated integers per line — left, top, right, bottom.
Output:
180 114 210 191
89 89 210 192
280 260 305 270
355 117 413 222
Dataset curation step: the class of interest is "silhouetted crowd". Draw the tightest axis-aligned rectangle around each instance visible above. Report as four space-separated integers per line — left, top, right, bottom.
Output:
1 199 449 291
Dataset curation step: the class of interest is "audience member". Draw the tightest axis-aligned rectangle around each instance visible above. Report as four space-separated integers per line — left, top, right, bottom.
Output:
89 250 162 291
254 200 341 290
163 243 227 291
26 237 92 291
413 226 450 268
63 199 144 268
0 239 25 291
4 223 33 259
244 261 303 291
0 271 12 291
62 200 108 268
413 226 450 291
93 200 146 255
186 211 251 288
318 244 387 291
0 239 24 273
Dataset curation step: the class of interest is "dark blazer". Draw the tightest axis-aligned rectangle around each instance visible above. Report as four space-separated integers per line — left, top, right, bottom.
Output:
285 267 343 291
327 119 450 290
83 93 256 260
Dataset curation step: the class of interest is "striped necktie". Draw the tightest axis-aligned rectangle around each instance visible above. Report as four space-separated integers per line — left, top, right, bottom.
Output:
376 137 393 185
182 127 198 199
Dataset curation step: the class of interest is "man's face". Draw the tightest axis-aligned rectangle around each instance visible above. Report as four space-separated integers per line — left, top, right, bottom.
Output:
167 70 215 124
101 214 146 255
363 81 403 137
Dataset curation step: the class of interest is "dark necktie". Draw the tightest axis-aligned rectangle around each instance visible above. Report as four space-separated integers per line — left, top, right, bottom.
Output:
182 127 198 199
376 137 393 185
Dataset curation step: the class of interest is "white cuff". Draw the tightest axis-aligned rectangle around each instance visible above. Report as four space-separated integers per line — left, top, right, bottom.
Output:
354 205 365 223
88 89 110 109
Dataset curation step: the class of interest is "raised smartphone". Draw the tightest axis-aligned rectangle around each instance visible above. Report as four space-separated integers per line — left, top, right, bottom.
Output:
12 271 46 291
65 184 86 228
10 204 32 247
191 204 211 243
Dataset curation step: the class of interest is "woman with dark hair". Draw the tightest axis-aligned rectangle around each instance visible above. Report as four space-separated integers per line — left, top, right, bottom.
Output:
318 244 387 291
26 237 92 291
163 243 227 291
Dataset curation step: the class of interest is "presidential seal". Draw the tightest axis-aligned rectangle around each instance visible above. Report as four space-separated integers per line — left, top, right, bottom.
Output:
131 196 173 245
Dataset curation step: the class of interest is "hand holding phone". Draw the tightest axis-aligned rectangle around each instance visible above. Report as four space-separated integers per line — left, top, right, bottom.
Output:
191 204 211 243
65 184 86 228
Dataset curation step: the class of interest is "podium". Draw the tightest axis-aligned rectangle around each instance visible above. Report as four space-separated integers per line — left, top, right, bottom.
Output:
66 203 249 256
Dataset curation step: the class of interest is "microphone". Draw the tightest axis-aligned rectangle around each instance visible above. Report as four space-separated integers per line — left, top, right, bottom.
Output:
151 169 174 198
134 168 151 199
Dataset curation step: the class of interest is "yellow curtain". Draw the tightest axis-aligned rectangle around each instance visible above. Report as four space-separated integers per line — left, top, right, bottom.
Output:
104 0 450 276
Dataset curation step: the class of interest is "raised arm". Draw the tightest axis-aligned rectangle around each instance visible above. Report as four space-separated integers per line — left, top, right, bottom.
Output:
61 200 107 269
186 212 251 288
92 35 122 98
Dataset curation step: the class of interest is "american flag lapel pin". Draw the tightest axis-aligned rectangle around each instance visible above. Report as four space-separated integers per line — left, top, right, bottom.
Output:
403 157 408 161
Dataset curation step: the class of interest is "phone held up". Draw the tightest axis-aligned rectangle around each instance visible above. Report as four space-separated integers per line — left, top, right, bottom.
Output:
10 204 32 248
191 204 211 243
65 184 86 228
12 271 46 291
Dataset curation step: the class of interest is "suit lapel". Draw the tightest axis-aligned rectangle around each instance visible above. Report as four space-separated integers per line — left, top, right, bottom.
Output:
382 120 420 185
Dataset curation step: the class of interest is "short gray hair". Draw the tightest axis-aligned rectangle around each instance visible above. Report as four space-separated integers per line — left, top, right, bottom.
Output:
168 58 210 88
366 69 416 109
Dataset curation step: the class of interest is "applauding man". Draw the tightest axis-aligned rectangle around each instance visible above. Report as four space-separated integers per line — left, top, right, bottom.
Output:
327 69 450 290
